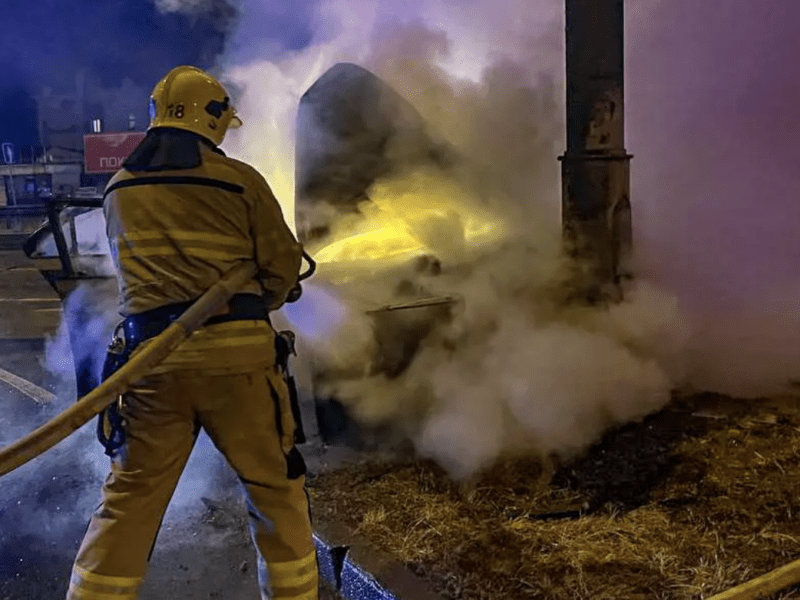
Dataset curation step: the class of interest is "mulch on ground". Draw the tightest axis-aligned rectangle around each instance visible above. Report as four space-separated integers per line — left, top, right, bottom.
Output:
308 394 800 600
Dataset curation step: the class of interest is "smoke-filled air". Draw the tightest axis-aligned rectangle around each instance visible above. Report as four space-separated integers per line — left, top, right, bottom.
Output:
33 0 800 483
211 0 798 479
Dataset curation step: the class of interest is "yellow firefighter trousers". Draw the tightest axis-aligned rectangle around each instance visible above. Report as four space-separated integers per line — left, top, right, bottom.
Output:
65 365 318 600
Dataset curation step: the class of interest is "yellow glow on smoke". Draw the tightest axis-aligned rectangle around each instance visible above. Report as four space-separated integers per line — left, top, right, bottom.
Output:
310 173 503 266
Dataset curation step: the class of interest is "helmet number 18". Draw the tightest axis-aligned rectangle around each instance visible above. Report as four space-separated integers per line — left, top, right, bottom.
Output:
167 104 185 119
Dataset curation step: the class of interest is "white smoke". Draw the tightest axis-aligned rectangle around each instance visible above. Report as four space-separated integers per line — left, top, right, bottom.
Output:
21 0 787 487
628 0 800 399
43 282 117 387
296 222 691 477
0 266 236 548
215 0 699 478
219 0 800 479
680 283 800 398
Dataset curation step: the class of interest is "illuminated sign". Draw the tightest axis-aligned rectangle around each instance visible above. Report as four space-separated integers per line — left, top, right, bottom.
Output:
83 132 145 174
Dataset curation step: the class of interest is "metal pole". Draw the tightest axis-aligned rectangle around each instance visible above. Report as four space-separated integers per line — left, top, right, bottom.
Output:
559 0 632 301
47 202 74 277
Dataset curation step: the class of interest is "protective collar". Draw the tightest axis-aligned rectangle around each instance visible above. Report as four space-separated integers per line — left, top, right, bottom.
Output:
123 127 226 172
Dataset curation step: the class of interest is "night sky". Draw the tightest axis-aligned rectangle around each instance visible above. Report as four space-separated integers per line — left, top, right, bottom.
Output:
0 0 315 147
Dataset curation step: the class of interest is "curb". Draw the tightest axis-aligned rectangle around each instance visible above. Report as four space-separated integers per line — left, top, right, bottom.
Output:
315 533 392 600
313 521 444 600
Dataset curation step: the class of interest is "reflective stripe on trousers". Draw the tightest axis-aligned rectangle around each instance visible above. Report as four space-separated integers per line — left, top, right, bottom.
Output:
68 566 142 599
258 550 319 600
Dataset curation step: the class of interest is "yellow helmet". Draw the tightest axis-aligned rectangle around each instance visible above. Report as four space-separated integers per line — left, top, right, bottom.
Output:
148 65 242 146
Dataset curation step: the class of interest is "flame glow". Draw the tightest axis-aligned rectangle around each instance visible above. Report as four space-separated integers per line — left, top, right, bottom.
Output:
309 171 506 267
313 226 426 264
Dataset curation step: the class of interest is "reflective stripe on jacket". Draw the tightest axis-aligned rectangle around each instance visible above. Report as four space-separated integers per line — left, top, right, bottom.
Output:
104 144 302 317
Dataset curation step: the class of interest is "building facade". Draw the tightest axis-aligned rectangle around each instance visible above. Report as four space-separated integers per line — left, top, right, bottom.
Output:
1 70 148 206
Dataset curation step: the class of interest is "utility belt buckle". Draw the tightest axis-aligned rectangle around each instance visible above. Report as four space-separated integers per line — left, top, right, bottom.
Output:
107 322 127 356
98 322 129 457
101 322 128 384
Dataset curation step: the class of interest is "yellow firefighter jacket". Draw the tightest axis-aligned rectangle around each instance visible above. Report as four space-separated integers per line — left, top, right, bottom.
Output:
103 142 302 372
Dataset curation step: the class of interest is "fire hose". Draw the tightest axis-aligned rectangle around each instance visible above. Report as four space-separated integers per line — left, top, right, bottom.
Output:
0 260 257 477
0 250 317 477
707 558 800 600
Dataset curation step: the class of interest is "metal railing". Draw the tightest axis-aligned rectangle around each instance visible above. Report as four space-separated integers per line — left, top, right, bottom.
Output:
0 204 49 219
19 196 104 277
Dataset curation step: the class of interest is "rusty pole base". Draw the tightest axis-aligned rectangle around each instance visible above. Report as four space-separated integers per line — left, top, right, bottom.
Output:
559 151 633 303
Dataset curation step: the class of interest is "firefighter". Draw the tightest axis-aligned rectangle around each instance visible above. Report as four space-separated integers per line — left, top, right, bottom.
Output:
65 66 319 600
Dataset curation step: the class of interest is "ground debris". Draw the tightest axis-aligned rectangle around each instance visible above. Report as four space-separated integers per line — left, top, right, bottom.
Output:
199 496 245 531
309 395 800 599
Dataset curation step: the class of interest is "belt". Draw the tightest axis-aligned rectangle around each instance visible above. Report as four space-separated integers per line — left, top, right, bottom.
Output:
123 293 269 351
